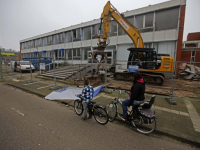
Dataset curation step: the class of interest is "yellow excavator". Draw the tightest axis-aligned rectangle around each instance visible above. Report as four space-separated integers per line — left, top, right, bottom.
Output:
92 1 174 85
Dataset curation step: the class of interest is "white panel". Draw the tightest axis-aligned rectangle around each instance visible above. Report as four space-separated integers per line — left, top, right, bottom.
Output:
82 41 87 47
154 29 177 42
82 40 91 47
154 31 165 41
46 46 52 51
117 44 133 61
164 29 178 40
125 35 132 44
109 37 117 45
65 43 73 49
157 41 176 57
117 35 126 44
59 44 64 49
92 39 98 47
73 41 81 48
142 32 154 42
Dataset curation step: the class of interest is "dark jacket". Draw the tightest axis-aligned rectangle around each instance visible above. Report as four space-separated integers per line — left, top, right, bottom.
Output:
128 81 145 106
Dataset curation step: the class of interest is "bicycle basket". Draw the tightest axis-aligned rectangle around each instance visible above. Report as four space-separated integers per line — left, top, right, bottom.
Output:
140 108 155 124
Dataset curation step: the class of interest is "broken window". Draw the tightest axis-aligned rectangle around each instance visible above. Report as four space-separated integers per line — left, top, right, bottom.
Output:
82 26 91 40
73 29 81 42
155 7 179 31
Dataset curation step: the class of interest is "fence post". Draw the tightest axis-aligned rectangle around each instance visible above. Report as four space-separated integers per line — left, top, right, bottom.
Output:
17 60 24 79
5 61 7 73
0 49 3 79
165 60 177 105
50 54 62 90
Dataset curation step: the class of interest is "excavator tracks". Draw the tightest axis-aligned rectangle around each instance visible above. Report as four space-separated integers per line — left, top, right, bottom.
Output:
114 72 165 85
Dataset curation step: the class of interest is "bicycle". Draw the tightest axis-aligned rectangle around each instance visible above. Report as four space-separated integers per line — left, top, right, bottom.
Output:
106 89 156 134
74 97 108 125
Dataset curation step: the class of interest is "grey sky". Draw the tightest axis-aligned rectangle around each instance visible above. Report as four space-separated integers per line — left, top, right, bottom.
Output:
0 0 199 51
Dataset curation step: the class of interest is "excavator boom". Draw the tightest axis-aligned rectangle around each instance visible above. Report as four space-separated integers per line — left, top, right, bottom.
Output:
97 1 144 50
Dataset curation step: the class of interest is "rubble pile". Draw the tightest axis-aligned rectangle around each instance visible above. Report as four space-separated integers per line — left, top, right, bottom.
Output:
179 63 200 80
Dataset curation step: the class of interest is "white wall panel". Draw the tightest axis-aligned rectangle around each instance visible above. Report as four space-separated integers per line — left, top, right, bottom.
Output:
117 44 133 61
73 41 81 48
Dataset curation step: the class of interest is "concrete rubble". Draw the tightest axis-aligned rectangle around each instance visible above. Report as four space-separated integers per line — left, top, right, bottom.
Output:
179 63 200 80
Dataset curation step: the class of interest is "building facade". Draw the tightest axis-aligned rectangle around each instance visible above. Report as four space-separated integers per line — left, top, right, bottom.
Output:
20 0 186 66
182 32 200 66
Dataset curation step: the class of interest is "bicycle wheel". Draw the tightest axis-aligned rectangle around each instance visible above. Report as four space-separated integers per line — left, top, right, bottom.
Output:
74 100 83 115
132 116 156 134
93 106 108 125
107 101 117 122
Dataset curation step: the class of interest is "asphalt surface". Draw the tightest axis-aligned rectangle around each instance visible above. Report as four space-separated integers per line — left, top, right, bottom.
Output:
0 82 199 150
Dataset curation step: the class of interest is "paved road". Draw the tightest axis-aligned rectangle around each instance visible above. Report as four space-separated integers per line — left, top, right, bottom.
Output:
0 82 198 150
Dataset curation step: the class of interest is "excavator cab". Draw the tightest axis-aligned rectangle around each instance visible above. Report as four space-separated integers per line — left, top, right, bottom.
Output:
127 48 158 70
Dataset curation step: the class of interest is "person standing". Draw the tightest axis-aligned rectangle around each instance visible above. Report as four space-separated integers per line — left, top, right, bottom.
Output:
75 79 94 120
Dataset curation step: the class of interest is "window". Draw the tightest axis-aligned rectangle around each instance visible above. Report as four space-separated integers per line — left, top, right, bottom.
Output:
53 35 57 45
73 48 81 60
73 29 81 42
110 21 117 36
145 13 153 27
191 51 196 64
42 37 46 46
135 15 143 28
68 49 72 60
92 24 99 39
58 33 64 44
82 26 91 40
66 31 72 43
47 36 53 45
81 47 90 60
155 7 179 31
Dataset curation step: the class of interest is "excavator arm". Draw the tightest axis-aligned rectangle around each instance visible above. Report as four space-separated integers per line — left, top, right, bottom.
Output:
97 1 144 50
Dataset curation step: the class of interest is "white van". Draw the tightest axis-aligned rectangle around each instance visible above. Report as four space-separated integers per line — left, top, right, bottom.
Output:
11 61 35 72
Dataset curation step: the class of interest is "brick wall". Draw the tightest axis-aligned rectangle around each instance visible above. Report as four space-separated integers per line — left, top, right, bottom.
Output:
187 32 200 41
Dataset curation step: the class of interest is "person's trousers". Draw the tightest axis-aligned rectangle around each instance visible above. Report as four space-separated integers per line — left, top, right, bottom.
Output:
122 97 145 118
83 102 88 118
83 102 92 118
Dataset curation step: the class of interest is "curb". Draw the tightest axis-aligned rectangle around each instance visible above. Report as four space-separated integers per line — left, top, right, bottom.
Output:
5 83 200 147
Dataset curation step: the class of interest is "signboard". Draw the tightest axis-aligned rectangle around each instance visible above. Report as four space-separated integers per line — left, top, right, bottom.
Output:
128 65 138 72
40 63 45 70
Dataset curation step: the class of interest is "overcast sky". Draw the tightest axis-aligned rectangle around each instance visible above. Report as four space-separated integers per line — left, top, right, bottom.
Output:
0 0 199 51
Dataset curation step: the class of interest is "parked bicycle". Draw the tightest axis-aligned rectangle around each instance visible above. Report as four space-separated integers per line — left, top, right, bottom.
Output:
107 89 156 134
74 97 108 125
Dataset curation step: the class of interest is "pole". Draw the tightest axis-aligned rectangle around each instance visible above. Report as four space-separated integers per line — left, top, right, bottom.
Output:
30 61 33 81
105 60 107 90
20 60 22 78
53 55 56 87
0 49 3 79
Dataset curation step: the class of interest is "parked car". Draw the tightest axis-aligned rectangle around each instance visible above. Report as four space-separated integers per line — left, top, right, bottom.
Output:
11 61 35 72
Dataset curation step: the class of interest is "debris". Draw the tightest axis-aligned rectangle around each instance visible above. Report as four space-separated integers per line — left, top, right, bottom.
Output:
179 63 200 80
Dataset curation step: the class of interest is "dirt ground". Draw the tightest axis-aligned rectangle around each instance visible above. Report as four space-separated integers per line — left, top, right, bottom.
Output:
107 78 200 99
